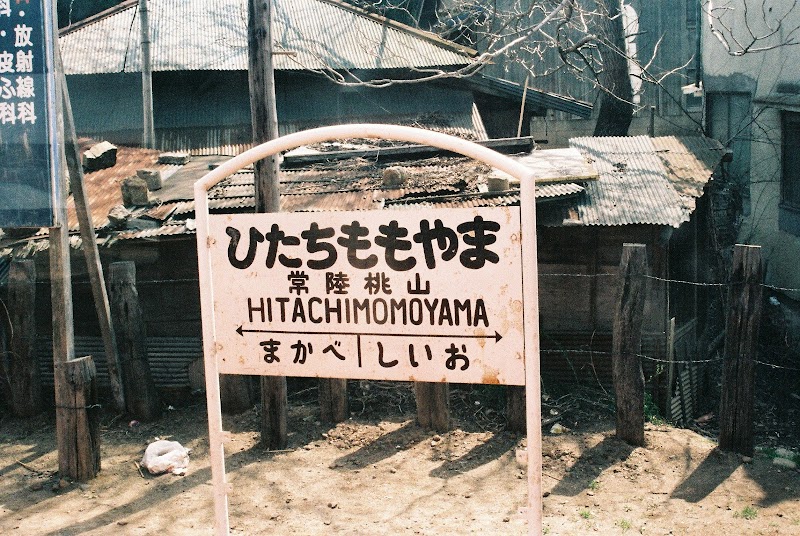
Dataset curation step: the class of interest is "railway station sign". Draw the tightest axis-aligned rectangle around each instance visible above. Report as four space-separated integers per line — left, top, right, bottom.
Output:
0 0 60 228
207 207 526 385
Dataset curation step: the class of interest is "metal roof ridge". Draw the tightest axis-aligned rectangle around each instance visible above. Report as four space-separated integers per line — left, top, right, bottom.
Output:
59 0 138 36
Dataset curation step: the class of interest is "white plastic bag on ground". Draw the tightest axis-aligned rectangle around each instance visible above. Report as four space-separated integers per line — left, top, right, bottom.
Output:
141 440 190 475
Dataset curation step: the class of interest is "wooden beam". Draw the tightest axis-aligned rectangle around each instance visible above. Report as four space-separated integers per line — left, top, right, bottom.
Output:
58 64 125 414
505 385 526 433
281 137 538 168
50 221 76 477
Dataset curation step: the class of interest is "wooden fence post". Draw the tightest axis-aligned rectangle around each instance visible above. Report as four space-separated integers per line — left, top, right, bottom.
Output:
260 376 287 450
319 378 348 423
109 262 161 421
612 243 648 447
719 245 762 456
505 385 526 433
63 356 101 481
414 381 449 432
8 260 41 417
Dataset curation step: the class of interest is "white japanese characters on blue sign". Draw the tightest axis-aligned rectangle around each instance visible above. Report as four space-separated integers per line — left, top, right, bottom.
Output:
0 0 59 227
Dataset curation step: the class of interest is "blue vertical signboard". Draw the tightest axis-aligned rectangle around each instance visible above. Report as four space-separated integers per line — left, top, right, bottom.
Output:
0 0 60 228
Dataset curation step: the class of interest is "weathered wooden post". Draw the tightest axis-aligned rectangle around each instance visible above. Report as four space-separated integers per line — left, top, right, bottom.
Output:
612 243 648 447
719 245 762 456
505 385 526 433
319 378 348 423
414 381 449 432
8 260 41 417
63 356 101 480
58 73 125 415
109 262 161 421
249 0 289 448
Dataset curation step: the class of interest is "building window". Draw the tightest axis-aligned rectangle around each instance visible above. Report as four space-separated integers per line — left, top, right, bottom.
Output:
780 112 800 235
684 68 703 111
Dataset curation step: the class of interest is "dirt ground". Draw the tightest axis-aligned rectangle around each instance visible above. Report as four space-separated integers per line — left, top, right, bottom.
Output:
1 384 798 535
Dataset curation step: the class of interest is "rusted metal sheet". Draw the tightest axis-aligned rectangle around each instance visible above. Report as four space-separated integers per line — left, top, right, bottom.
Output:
652 136 724 212
568 135 722 228
59 0 471 75
65 145 162 230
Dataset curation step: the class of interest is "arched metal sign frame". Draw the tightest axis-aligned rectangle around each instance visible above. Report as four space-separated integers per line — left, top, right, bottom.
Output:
194 124 543 535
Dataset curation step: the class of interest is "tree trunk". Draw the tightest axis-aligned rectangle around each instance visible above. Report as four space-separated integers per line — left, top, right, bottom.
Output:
593 0 633 137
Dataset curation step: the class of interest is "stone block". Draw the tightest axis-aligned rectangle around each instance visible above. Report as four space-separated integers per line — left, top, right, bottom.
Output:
157 152 191 165
487 176 510 192
382 166 406 187
136 169 163 191
121 176 149 206
82 141 118 172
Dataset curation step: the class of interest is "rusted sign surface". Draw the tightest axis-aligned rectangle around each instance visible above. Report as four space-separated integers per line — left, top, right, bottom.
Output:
207 206 525 385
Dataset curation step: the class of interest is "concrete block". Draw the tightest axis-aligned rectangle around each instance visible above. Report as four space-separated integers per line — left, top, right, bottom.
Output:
121 176 149 206
157 152 191 165
82 141 117 172
136 169 163 191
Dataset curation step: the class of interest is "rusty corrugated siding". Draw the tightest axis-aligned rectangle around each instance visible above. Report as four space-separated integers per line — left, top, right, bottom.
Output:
59 0 471 74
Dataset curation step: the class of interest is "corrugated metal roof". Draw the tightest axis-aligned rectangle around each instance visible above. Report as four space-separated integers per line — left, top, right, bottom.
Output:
1 136 723 249
566 136 723 228
60 0 472 74
536 183 586 199
387 194 520 210
651 136 724 213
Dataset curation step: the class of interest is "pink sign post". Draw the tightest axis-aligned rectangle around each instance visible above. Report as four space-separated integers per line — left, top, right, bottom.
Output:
195 124 543 535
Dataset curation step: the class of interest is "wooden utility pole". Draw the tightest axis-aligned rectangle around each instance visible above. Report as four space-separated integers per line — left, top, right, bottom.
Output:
8 260 41 417
140 0 155 148
719 245 762 456
108 262 161 421
58 71 126 414
612 243 648 447
51 42 101 481
249 0 288 448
